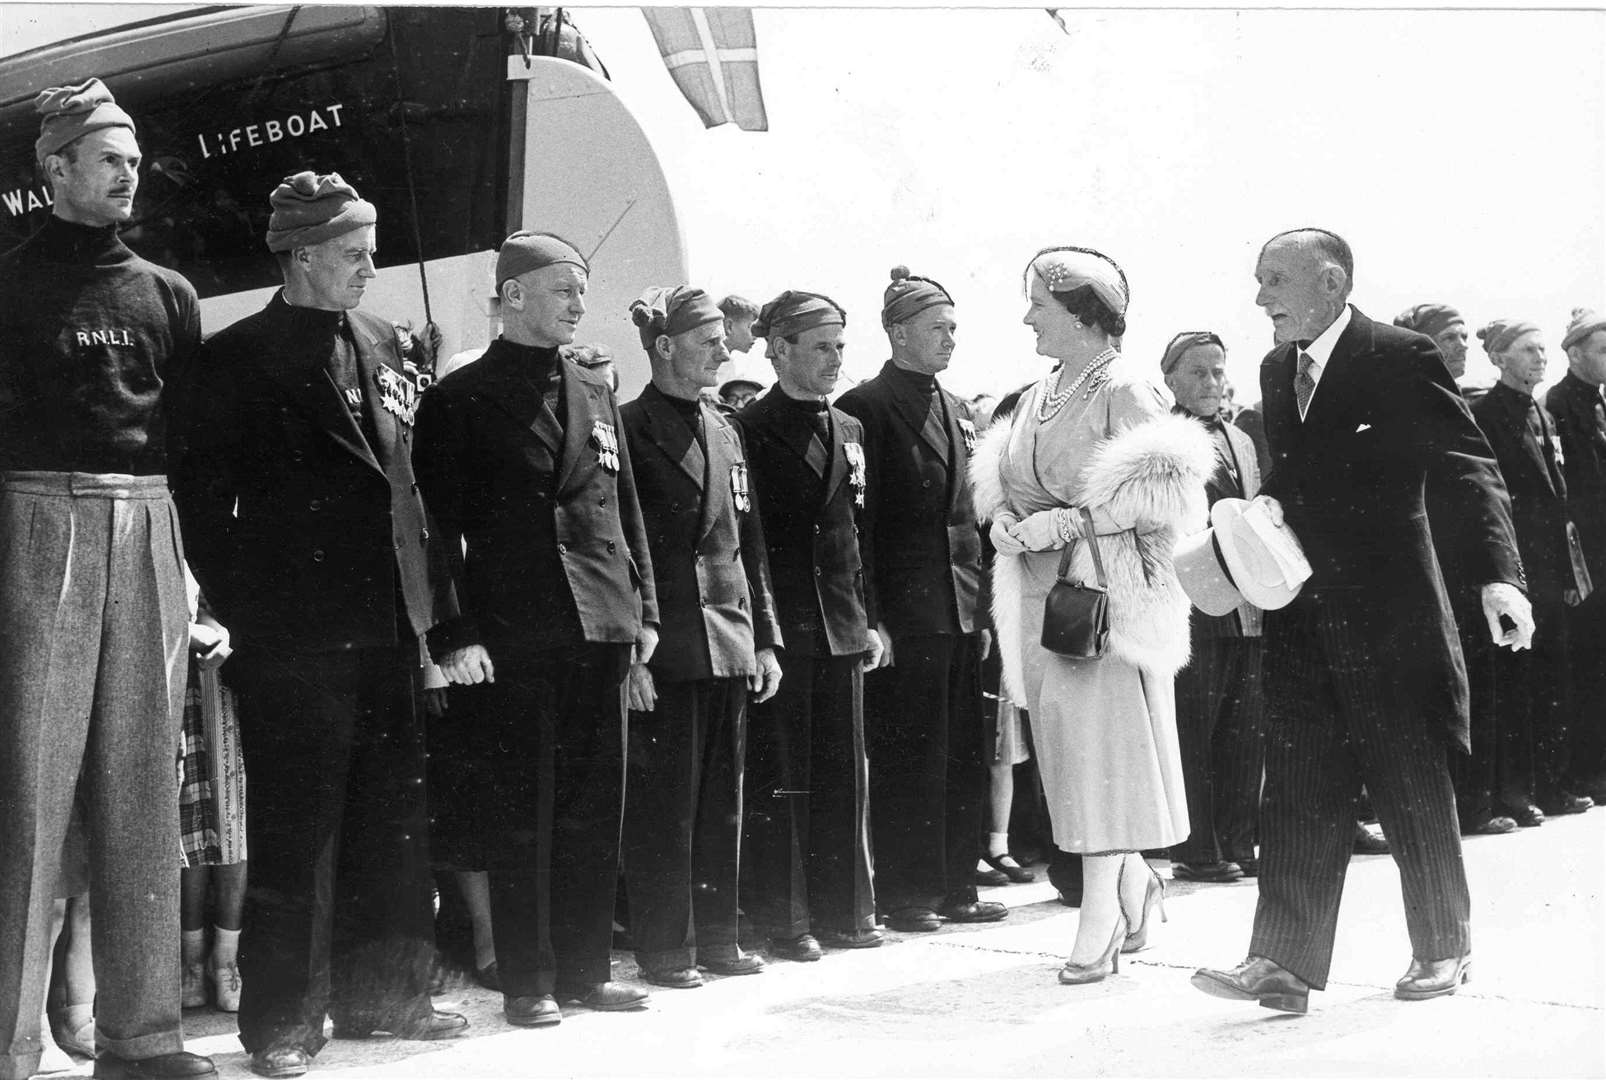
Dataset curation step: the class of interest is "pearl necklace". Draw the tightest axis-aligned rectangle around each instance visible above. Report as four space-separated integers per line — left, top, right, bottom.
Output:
1037 347 1119 422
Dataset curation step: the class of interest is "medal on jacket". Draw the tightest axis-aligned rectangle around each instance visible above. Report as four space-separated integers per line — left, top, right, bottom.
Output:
843 441 867 508
592 420 620 473
730 462 751 511
958 417 977 456
374 365 417 425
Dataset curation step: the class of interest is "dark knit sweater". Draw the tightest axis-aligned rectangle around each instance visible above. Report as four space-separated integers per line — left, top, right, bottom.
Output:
0 215 201 474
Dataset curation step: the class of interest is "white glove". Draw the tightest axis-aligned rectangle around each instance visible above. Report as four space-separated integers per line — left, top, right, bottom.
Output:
990 511 1026 556
1481 582 1534 651
1009 508 1069 552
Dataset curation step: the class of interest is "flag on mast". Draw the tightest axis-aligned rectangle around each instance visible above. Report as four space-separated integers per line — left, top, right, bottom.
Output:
642 7 768 131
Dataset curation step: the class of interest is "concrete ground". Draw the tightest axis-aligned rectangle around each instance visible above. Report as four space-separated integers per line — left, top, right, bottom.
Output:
53 809 1605 1079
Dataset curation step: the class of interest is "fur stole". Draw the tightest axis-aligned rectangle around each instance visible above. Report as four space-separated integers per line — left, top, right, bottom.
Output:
973 412 1213 703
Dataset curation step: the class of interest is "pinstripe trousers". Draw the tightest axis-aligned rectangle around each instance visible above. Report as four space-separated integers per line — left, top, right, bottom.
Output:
0 473 190 1080
1249 596 1471 989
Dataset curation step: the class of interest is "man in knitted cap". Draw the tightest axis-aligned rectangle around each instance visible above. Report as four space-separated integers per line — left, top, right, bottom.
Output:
615 285 781 988
836 267 1003 932
175 172 464 1077
1160 332 1267 884
1466 321 1594 824
1195 228 1528 1014
1546 308 1606 804
413 231 657 1025
0 78 215 1080
1395 303 1471 383
737 290 884 959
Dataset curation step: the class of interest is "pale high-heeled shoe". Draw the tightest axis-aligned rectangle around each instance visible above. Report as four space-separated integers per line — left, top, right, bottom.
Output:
212 960 243 1013
1058 912 1128 984
1121 866 1168 954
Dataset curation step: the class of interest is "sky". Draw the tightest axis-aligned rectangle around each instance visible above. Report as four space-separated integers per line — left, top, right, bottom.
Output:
3 3 1604 399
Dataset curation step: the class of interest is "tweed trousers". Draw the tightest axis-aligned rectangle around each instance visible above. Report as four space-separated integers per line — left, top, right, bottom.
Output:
0 473 189 1080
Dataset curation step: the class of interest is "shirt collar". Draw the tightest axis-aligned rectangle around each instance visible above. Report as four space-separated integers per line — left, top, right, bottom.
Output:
1300 304 1353 369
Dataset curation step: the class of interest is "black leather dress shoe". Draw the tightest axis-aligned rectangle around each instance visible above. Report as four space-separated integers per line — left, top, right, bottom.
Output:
474 961 502 992
332 1009 468 1041
974 866 1010 887
701 950 764 976
1171 860 1243 883
1395 954 1471 1000
1232 857 1260 877
1353 823 1391 854
1502 800 1545 827
982 852 1036 883
247 1047 308 1079
817 928 883 949
938 899 1009 923
884 907 942 932
561 981 650 1011
769 933 824 961
1191 955 1310 1014
504 994 562 1027
95 1052 219 1080
1461 811 1519 835
640 965 703 988
1538 791 1593 816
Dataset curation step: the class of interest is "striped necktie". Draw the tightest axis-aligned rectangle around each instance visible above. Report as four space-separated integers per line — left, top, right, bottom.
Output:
1295 350 1318 421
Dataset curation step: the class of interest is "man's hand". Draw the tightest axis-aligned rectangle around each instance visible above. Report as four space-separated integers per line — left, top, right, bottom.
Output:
188 621 232 671
1565 588 1583 608
1481 582 1535 651
989 511 1026 557
749 647 782 703
1251 494 1284 527
440 644 495 685
873 623 894 669
1009 508 1066 552
634 624 660 666
861 626 885 672
626 662 657 712
422 687 449 718
978 628 993 661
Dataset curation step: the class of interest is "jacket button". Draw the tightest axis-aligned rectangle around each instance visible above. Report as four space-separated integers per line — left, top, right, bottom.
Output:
412 482 420 494
291 450 305 463
814 566 822 576
813 524 821 534
607 540 616 553
922 479 932 489
309 499 321 511
599 495 607 506
558 543 567 555
312 549 326 562
420 528 430 542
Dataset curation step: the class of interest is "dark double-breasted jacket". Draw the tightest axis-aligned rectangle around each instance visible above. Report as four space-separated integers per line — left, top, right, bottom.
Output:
174 294 456 653
1259 306 1524 749
735 390 876 658
620 383 780 681
1471 381 1586 604
411 339 657 658
834 361 983 637
1545 371 1606 579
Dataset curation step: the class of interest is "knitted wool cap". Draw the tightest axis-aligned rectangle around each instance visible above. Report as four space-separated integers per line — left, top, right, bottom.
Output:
881 265 953 330
630 285 724 349
496 231 588 286
34 78 135 164
1561 308 1606 352
752 291 846 341
1393 303 1464 342
264 172 376 252
1477 318 1541 357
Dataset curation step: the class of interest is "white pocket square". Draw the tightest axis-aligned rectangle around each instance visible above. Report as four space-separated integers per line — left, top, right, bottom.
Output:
1355 423 1373 433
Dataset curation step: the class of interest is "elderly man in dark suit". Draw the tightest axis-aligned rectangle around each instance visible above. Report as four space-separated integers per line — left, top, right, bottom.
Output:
737 291 885 961
412 232 658 1028
835 268 1002 933
617 285 782 988
1471 320 1594 821
1161 332 1266 884
175 173 464 1078
1546 307 1606 804
1192 228 1530 1013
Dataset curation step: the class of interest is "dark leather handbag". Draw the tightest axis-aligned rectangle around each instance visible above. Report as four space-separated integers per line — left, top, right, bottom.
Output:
1041 507 1109 659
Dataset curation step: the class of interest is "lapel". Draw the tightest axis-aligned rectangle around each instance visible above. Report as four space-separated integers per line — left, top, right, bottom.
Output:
637 383 706 488
349 312 400 471
250 296 383 476
1299 310 1368 437
1496 385 1558 497
1226 422 1260 499
556 360 607 493
753 389 820 473
939 386 967 512
697 403 739 544
825 407 850 504
881 361 950 462
476 342 563 456
1260 344 1300 464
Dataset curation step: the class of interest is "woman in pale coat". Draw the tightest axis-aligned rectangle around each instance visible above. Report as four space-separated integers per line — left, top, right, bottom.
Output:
972 247 1212 983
